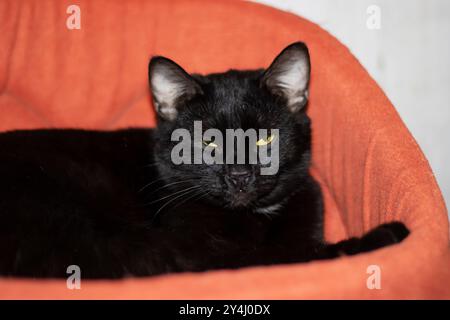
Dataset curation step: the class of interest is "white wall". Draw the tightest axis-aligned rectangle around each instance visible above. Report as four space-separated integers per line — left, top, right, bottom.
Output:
254 0 450 214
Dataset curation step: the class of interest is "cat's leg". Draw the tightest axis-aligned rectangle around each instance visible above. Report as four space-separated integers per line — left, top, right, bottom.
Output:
316 221 409 259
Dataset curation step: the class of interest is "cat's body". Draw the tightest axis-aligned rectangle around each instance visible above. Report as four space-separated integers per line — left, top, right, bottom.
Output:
0 128 323 278
0 43 408 279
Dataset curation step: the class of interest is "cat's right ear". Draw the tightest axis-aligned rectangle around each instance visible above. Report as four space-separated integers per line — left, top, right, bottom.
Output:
149 57 202 121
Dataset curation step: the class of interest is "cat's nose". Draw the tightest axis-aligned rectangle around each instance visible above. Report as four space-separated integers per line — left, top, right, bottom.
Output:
226 168 252 191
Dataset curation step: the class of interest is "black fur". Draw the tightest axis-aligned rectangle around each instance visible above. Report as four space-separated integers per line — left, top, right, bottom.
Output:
0 42 409 279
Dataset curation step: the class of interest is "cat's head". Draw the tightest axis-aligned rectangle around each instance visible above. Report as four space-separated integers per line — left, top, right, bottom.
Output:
149 42 312 213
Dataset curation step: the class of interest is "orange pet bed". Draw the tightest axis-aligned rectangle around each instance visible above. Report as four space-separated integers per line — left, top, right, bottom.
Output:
0 0 449 299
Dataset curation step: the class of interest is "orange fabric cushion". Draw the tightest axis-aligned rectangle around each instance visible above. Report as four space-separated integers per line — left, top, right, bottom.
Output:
0 0 448 299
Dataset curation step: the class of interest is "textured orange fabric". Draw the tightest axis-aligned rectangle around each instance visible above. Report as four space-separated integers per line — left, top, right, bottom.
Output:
0 0 448 299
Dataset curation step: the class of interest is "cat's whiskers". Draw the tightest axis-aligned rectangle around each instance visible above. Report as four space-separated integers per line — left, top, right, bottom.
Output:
138 177 167 193
152 185 203 221
149 179 199 195
192 190 212 203
170 189 211 211
138 175 182 193
146 185 202 205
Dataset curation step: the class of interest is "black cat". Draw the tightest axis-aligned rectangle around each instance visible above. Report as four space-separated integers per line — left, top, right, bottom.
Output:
0 42 408 279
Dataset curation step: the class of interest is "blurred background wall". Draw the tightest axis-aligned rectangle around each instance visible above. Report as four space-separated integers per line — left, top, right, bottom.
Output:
254 0 450 215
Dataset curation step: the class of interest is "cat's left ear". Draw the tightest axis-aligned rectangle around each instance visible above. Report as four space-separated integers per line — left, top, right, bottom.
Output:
149 56 203 121
261 42 311 113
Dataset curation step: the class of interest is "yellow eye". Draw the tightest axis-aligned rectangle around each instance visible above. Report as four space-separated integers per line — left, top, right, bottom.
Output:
256 134 275 146
203 140 218 148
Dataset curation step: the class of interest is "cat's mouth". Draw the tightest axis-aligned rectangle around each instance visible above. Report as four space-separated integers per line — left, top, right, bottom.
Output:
224 189 258 210
222 176 279 210
229 194 252 208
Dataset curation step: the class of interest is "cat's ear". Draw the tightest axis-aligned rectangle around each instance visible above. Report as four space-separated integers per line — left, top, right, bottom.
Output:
149 56 202 121
261 42 311 113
